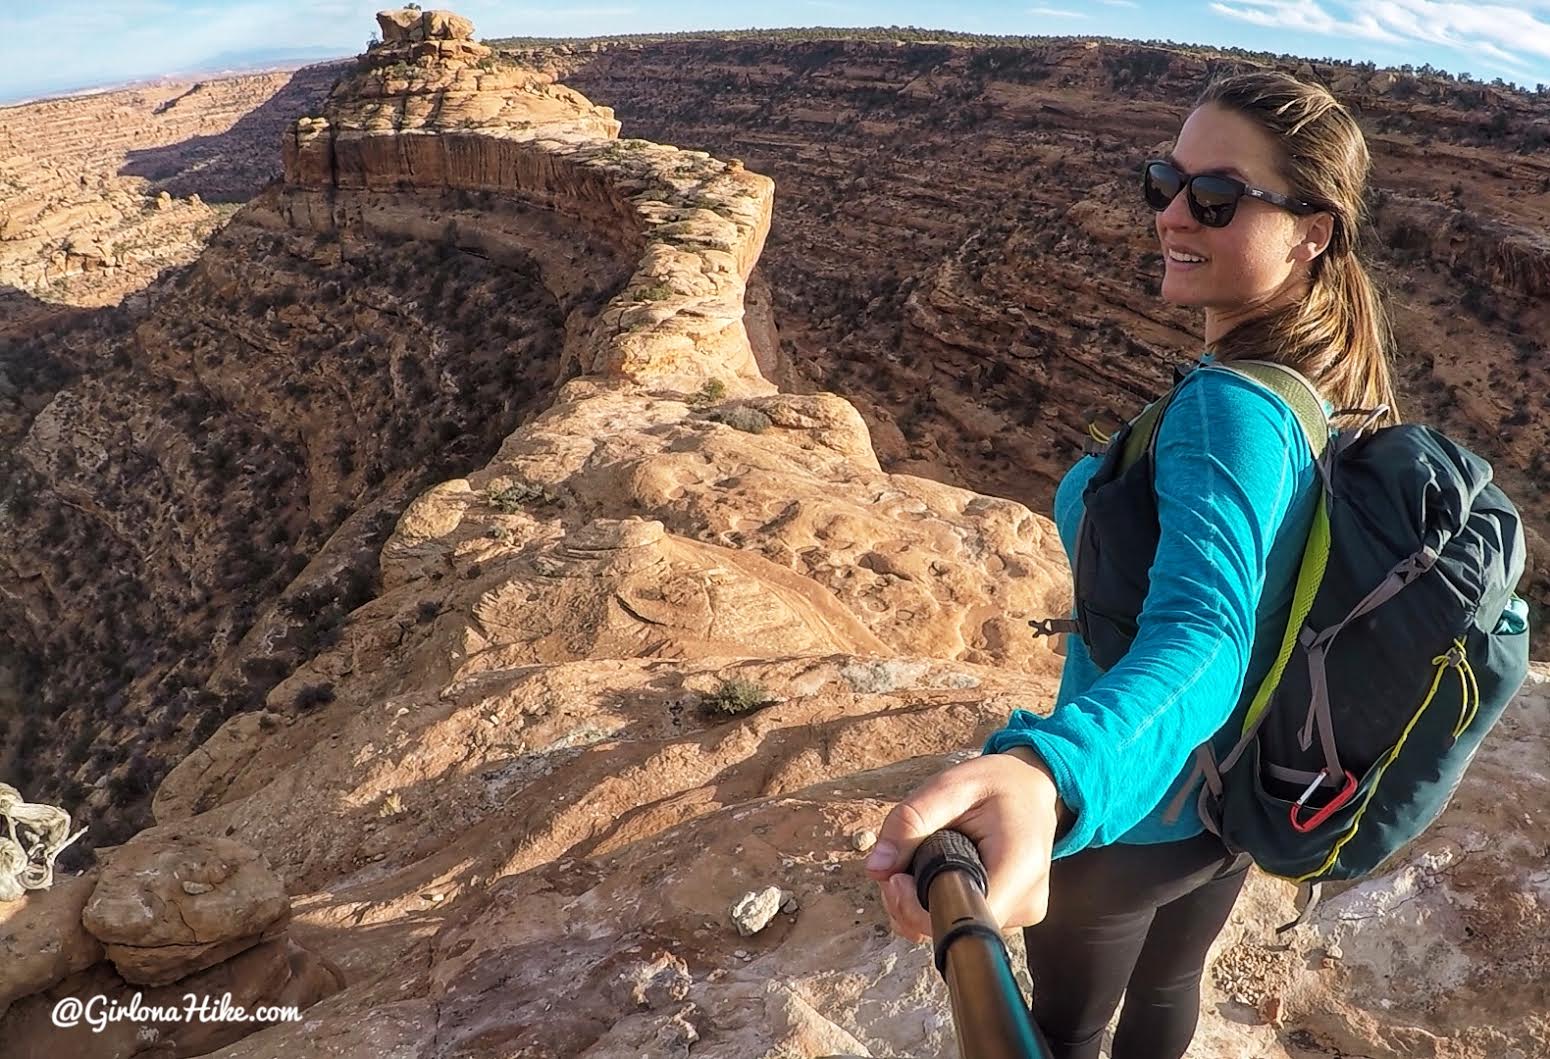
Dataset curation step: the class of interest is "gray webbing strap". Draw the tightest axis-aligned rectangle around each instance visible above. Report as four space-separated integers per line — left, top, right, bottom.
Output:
1276 881 1324 934
1162 744 1227 826
1295 546 1440 777
1266 762 1324 784
1298 629 1345 780
1196 781 1222 838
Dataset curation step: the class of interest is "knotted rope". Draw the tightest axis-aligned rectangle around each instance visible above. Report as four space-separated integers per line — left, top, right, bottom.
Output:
0 783 87 901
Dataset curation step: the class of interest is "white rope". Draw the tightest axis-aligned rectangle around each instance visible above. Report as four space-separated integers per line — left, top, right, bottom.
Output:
0 783 87 901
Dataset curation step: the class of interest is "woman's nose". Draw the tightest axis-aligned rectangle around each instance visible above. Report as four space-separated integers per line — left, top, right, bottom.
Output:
1156 186 1198 231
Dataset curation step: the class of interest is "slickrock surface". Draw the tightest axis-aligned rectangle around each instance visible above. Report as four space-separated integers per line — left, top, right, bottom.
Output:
2 15 1547 1059
0 872 103 1016
0 64 343 305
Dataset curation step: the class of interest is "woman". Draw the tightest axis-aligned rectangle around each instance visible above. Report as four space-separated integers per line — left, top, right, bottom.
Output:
864 71 1401 1059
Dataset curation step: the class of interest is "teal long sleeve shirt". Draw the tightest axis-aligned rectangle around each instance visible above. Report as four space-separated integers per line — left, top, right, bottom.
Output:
984 363 1323 856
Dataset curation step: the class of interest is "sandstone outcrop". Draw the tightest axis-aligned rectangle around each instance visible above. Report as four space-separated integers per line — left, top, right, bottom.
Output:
81 832 292 986
0 871 103 1017
3 935 343 1059
0 64 341 305
3 15 1548 1059
1 832 340 1054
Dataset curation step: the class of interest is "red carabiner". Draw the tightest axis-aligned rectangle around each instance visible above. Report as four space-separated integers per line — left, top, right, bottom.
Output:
1288 769 1358 833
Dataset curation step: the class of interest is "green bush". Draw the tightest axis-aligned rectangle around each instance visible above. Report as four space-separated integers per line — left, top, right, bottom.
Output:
701 677 774 716
687 378 726 407
631 282 674 301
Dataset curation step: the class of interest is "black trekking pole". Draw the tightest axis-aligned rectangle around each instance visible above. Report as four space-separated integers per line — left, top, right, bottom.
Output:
909 829 1055 1059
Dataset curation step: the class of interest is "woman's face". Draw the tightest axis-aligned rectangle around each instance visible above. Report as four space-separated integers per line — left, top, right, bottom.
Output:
1155 103 1327 319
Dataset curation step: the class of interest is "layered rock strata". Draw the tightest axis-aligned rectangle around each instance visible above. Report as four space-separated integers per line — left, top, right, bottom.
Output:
0 64 343 304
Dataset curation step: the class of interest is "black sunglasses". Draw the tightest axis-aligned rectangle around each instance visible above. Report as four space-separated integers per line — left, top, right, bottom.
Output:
1142 159 1319 228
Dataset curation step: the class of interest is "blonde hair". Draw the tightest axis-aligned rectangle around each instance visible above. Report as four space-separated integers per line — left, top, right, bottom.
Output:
1196 71 1400 425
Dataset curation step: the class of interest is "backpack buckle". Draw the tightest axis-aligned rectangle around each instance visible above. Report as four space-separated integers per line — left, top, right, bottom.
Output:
1288 769 1358 833
1028 617 1080 639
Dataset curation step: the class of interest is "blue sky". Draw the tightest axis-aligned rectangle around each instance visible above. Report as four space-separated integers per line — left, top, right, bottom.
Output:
2 1 1548 105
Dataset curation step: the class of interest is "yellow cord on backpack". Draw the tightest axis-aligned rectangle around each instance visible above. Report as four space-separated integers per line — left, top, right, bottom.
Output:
1446 639 1480 738
1292 638 1476 884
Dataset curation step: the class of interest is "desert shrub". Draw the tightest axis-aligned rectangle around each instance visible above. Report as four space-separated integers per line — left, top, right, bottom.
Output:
687 378 727 407
701 677 774 716
486 482 556 511
708 406 772 434
293 683 336 711
106 751 157 805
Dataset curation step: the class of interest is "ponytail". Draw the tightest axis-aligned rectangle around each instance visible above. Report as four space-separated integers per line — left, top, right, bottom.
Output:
1211 250 1400 426
1198 72 1401 427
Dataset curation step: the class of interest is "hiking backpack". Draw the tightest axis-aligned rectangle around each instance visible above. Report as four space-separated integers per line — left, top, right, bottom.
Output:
1045 359 1530 895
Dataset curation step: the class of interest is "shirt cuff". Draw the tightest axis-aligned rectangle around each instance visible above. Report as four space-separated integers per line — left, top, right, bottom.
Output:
982 716 1093 858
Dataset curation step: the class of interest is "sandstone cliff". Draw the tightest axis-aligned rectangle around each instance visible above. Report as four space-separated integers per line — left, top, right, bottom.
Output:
0 64 343 305
2 14 1548 1059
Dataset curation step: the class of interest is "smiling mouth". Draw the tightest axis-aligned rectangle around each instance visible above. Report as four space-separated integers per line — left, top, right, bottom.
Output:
1166 249 1208 264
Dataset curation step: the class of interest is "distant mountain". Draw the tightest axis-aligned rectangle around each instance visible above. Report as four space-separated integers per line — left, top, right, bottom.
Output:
192 45 353 73
1 45 350 107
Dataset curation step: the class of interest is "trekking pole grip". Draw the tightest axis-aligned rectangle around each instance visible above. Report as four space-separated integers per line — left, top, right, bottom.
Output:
908 829 1054 1059
912 828 990 915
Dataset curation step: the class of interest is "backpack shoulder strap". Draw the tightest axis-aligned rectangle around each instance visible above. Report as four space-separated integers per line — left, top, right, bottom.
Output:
1116 389 1178 473
1216 359 1332 460
1117 359 1331 475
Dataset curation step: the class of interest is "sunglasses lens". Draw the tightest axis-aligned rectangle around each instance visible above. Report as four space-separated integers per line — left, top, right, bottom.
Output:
1143 163 1182 211
1189 176 1241 227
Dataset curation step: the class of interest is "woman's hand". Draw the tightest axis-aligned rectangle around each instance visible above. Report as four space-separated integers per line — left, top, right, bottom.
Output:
865 747 1067 943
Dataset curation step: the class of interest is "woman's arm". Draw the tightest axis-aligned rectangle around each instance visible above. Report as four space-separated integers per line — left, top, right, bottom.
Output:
983 368 1311 854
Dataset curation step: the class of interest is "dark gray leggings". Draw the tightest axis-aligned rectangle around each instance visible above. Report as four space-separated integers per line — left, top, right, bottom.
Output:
1022 833 1251 1059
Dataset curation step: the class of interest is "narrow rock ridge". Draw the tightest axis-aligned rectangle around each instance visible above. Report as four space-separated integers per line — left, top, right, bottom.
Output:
2 13 1075 1057
279 11 775 393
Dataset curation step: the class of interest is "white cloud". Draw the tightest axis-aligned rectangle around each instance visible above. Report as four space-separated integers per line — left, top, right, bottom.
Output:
1028 5 1090 16
1211 0 1550 77
0 1 383 100
1097 0 1140 6
1209 1 1404 44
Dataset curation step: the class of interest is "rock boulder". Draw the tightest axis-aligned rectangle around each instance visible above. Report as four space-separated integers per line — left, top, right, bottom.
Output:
81 833 290 986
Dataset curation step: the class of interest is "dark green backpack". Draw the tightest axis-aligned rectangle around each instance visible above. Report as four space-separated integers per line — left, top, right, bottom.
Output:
1055 360 1530 901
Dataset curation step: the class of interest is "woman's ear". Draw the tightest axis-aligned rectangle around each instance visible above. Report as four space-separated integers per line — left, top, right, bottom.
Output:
1295 212 1335 264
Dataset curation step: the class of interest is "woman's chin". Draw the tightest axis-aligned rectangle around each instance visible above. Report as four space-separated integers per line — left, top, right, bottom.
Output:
1160 273 1211 306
